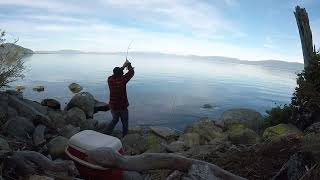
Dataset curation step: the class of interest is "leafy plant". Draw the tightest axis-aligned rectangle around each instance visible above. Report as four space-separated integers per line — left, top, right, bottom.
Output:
263 104 293 129
290 51 320 129
0 30 25 88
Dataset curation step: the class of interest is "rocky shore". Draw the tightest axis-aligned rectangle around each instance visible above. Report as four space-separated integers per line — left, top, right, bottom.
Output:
0 90 319 180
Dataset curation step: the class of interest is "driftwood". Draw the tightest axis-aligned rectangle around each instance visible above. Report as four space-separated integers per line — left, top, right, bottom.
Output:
2 151 78 179
87 147 246 180
33 124 46 146
294 6 314 68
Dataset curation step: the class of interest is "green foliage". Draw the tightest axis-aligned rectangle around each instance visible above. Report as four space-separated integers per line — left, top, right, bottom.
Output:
0 30 25 88
263 104 293 129
291 51 320 129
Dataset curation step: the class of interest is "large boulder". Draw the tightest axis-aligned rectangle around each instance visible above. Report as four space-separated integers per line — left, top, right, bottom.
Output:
94 100 110 113
0 106 7 125
184 118 223 145
122 133 148 155
47 136 68 158
220 108 263 132
41 99 61 110
3 116 35 140
80 118 99 130
8 106 18 119
8 95 51 127
150 126 178 140
5 90 23 99
22 99 48 115
227 124 260 145
48 110 66 129
66 92 95 118
58 125 80 139
0 137 10 151
263 124 303 140
63 107 86 127
178 133 200 148
165 141 187 153
300 133 320 161
305 122 320 134
68 83 83 93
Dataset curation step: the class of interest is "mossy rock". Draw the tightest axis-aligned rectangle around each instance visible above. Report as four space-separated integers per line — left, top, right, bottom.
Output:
146 133 162 149
263 123 303 140
228 124 260 145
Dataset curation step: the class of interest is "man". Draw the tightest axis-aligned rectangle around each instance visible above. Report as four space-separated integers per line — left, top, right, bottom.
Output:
107 59 134 137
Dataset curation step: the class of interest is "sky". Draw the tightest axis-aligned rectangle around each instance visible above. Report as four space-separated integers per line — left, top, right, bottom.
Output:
0 0 319 63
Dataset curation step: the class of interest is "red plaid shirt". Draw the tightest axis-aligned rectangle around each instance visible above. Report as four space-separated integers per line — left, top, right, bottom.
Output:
108 66 134 110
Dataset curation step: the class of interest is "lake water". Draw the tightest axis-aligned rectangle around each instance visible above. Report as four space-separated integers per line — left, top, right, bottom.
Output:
12 54 299 130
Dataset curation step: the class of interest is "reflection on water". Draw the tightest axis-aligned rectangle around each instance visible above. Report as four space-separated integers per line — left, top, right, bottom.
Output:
12 54 298 130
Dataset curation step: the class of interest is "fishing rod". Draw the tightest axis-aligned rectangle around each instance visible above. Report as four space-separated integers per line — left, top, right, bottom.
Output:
126 40 134 61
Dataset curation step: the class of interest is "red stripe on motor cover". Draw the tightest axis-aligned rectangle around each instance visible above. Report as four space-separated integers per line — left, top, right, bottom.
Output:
67 146 88 161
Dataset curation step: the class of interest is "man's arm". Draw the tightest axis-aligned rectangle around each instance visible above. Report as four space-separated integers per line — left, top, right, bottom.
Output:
123 62 134 83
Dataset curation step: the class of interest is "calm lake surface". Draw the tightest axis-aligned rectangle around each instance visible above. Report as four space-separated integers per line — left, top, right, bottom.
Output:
12 54 299 130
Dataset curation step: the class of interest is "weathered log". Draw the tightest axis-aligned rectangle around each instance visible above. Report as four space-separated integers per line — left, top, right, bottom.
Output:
33 124 46 146
3 151 78 179
294 6 314 68
87 147 246 180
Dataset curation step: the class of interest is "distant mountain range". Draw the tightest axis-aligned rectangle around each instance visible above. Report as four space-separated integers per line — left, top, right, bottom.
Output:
1 43 34 55
35 49 303 72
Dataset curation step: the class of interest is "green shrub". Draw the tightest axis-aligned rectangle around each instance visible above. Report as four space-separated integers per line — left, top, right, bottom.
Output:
263 104 293 129
291 51 320 129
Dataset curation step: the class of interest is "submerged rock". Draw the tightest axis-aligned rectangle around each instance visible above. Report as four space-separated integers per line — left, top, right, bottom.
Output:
202 104 213 109
220 108 263 132
15 85 26 92
66 92 95 118
33 86 45 92
68 83 83 93
263 123 303 140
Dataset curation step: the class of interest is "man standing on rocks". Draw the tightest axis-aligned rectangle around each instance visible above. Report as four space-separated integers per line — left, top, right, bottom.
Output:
107 59 134 137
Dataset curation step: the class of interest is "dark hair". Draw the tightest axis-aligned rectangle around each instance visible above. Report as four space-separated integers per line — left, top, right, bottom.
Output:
113 67 123 77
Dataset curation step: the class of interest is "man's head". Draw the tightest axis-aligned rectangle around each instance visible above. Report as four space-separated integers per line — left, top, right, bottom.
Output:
113 67 123 77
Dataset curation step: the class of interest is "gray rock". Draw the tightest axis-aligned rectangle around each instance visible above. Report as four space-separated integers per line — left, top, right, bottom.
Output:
263 124 303 140
179 133 200 148
63 107 86 127
228 127 260 145
184 118 223 145
48 110 66 129
8 95 51 127
0 106 7 125
202 104 213 109
3 116 35 140
166 141 187 153
41 99 61 110
47 136 68 158
32 85 45 92
66 92 95 118
0 137 10 151
122 133 148 155
23 99 48 115
80 118 99 130
94 100 110 113
123 171 143 180
8 106 18 119
58 125 80 139
145 144 167 153
220 108 263 132
301 133 320 161
68 83 83 93
150 126 178 140
305 122 320 134
5 90 23 99
129 125 143 134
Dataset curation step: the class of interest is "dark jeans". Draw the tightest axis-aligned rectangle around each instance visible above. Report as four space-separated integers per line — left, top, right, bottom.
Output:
107 108 129 137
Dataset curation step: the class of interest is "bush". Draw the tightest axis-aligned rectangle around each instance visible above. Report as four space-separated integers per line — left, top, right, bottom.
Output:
290 51 320 129
0 30 25 88
263 104 293 129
